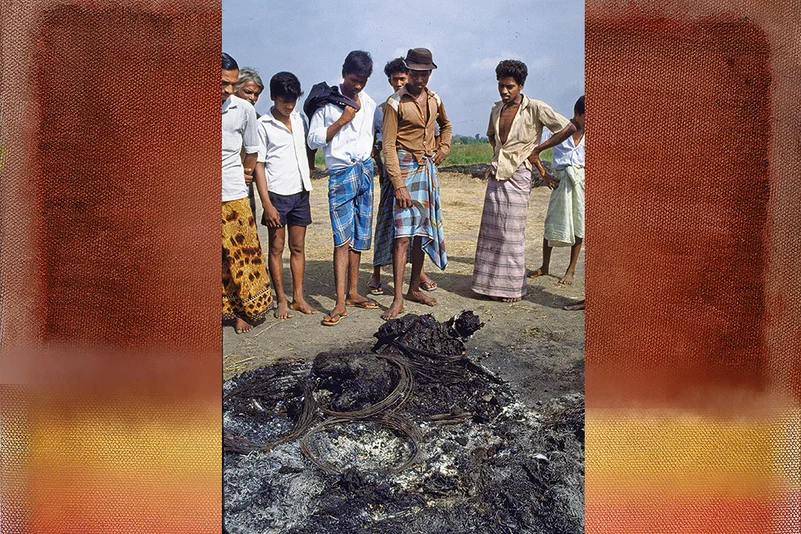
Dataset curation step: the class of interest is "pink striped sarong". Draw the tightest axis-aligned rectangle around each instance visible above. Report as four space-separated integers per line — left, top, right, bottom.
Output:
471 163 532 299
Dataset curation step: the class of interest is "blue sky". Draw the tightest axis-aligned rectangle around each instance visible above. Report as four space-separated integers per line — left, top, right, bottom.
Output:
223 0 584 136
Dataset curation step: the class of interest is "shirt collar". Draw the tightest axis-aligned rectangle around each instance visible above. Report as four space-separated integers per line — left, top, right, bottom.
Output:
262 107 295 126
494 93 530 110
398 85 431 100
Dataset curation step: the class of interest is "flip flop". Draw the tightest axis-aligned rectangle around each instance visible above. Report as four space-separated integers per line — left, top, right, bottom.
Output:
368 283 384 295
321 311 347 326
419 279 438 291
349 299 379 309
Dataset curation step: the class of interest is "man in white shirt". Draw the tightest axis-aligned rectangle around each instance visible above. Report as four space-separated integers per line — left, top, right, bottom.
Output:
221 52 273 334
255 72 316 319
308 50 383 326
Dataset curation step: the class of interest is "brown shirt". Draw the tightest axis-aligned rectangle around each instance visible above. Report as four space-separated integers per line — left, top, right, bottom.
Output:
382 86 453 189
487 95 568 181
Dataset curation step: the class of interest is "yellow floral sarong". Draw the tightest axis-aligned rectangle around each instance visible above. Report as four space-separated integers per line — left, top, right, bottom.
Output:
222 198 272 321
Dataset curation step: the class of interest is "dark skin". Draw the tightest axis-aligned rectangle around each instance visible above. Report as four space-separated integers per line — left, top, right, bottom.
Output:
393 70 447 207
224 67 261 334
258 96 316 318
382 69 442 320
321 70 380 325
370 70 434 293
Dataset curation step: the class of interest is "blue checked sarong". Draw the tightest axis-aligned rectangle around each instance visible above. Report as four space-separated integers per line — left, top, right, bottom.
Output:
393 149 447 270
328 158 374 250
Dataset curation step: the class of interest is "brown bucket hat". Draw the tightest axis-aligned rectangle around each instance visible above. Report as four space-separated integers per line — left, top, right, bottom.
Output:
404 48 437 70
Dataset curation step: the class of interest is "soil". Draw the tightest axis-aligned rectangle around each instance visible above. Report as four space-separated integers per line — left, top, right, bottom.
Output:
223 170 585 533
223 170 585 407
224 314 584 534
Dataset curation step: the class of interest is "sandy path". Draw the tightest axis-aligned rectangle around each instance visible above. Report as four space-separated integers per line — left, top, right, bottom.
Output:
223 171 584 404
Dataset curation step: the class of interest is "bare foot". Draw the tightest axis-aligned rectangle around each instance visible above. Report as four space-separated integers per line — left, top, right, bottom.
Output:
527 266 548 278
273 301 292 319
492 296 522 303
405 289 437 307
559 272 575 285
290 299 316 314
234 316 254 334
381 300 404 320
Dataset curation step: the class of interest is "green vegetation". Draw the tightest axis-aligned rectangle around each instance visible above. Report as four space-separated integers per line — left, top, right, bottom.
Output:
313 141 553 169
443 142 493 165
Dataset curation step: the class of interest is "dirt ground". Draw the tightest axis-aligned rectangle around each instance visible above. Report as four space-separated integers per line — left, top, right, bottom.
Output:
223 170 584 407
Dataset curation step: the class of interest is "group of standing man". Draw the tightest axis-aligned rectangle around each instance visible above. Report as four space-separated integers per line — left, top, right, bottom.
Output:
221 48 585 334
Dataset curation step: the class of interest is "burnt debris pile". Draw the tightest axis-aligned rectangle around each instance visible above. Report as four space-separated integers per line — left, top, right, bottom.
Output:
224 312 584 534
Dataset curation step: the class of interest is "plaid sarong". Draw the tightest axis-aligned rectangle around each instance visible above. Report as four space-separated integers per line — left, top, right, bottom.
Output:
393 149 447 270
372 167 395 267
328 159 374 251
544 166 585 247
471 163 532 299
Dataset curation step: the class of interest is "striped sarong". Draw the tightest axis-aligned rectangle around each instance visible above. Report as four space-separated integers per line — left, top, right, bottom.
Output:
372 167 395 267
471 163 532 299
393 149 447 270
544 166 585 247
328 159 374 251
222 197 273 321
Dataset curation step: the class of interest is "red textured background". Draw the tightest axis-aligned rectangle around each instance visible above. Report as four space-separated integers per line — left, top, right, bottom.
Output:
0 0 798 532
586 11 777 406
2 1 222 532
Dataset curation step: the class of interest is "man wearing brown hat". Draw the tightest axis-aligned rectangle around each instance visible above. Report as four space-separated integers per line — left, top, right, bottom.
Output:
381 48 452 320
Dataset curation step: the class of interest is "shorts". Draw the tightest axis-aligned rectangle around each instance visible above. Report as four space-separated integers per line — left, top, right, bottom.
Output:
265 190 312 227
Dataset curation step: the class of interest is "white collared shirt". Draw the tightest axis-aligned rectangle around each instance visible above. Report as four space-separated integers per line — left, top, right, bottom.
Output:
222 95 260 201
543 129 585 169
257 108 312 196
307 87 381 172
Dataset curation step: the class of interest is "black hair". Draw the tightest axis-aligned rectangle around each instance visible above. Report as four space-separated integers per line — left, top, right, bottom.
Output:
269 71 303 100
574 95 585 115
342 50 373 78
383 57 408 78
222 52 238 71
495 59 528 86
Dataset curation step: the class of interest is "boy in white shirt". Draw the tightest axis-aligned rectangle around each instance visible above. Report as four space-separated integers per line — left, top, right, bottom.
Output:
255 72 316 319
308 50 383 326
529 95 586 285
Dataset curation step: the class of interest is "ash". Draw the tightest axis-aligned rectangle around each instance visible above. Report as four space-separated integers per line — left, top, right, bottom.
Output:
224 311 584 534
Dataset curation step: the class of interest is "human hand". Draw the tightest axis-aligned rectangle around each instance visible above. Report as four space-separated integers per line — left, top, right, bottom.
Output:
243 168 254 186
262 203 282 227
433 150 446 166
394 186 412 209
543 175 559 190
339 105 357 124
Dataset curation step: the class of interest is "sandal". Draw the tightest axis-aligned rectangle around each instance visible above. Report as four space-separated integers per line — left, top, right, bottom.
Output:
368 283 384 295
349 299 379 309
321 311 348 326
419 279 438 291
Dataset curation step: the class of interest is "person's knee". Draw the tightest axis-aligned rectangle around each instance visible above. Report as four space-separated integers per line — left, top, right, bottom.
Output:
269 234 285 254
289 240 305 256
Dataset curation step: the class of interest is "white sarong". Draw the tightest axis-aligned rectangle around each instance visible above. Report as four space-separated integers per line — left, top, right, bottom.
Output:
544 166 584 247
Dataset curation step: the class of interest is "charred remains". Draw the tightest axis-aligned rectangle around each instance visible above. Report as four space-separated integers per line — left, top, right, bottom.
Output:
224 312 584 534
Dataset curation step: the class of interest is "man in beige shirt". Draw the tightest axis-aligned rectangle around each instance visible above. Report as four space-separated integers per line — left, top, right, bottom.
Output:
381 48 452 320
471 59 573 302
